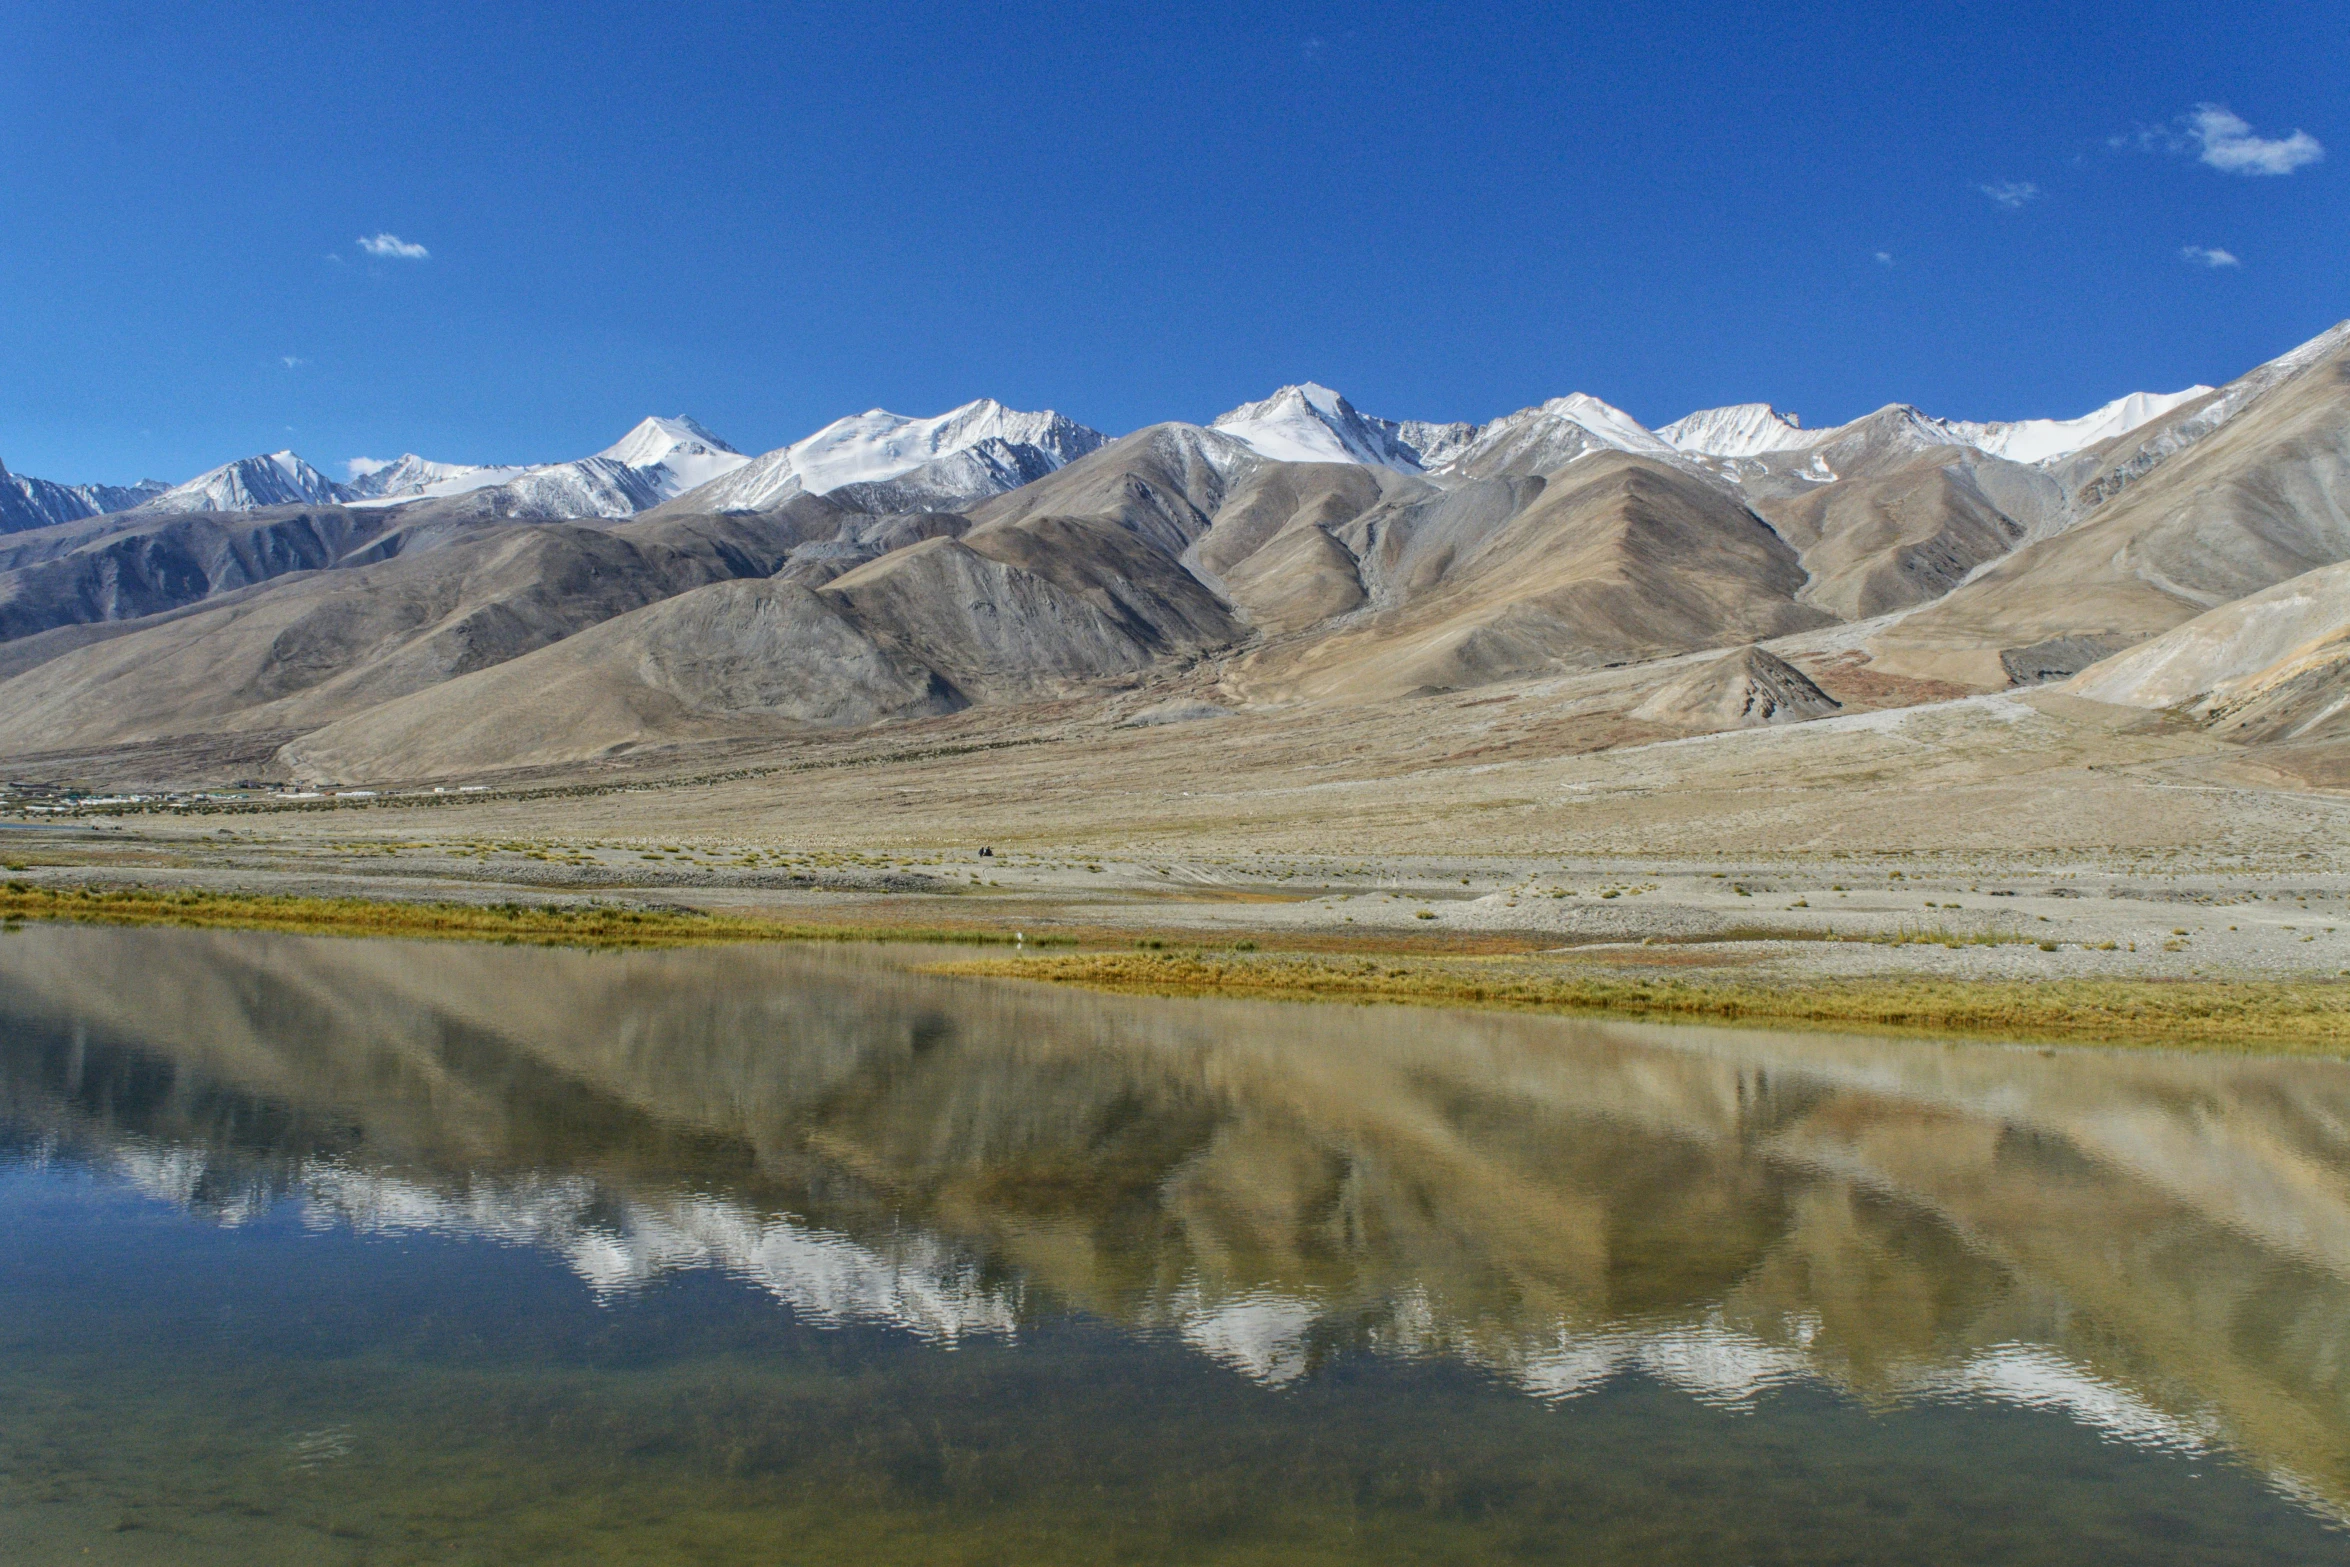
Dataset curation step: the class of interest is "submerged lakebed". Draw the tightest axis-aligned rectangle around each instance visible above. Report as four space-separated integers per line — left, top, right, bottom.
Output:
2 927 2348 1563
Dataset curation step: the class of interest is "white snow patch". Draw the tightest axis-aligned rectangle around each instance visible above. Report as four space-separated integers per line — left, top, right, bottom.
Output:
1660 403 1817 457
1965 387 2214 464
1211 382 1427 469
680 399 1105 511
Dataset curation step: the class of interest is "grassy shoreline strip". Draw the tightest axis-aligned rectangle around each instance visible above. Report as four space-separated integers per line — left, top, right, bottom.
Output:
8 880 2346 1054
932 951 2350 1054
0 882 1066 949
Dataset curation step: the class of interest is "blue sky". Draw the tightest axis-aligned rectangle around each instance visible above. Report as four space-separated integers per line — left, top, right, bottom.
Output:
0 0 2339 485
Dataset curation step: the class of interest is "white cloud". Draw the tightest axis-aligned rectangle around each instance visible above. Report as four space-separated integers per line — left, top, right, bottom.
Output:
357 232 430 260
2122 106 2324 175
1873 251 1894 266
1979 180 2039 209
2185 104 2322 175
281 355 305 369
345 457 390 480
2180 244 2241 268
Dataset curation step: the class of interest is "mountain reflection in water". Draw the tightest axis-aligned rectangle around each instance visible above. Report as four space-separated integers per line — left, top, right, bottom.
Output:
4 923 2350 1549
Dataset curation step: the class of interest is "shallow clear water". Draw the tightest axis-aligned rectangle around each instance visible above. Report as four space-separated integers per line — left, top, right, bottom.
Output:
2 925 2348 1563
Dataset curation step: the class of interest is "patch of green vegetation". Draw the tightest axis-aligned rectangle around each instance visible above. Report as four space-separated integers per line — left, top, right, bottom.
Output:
0 882 1070 951
935 950 2350 1054
1871 925 2038 948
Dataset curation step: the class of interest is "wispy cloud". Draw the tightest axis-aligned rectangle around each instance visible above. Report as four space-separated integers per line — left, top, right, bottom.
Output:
281 355 306 369
2117 105 2323 176
345 457 390 480
2180 244 2241 268
1979 180 2039 209
1873 251 1894 266
2187 104 2322 175
357 232 430 260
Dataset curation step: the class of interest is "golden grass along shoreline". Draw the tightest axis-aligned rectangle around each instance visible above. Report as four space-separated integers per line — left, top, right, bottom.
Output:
5 879 2345 1054
0 881 1060 949
932 950 2350 1054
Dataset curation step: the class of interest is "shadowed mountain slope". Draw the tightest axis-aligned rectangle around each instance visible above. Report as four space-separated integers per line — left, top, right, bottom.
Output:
0 499 891 754
821 511 1243 701
1242 455 1832 701
0 460 166 534
1187 463 1404 581
1755 451 2032 620
277 578 962 778
1188 463 1407 634
1631 645 1842 731
1674 404 2074 622
273 511 1244 780
966 424 1260 556
1873 325 2350 686
0 505 410 642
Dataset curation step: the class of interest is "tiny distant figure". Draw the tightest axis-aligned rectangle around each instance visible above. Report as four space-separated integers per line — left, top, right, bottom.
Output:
980 847 993 857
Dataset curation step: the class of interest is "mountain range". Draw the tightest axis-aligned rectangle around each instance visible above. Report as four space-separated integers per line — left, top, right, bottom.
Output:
0 460 168 533
0 370 2228 535
0 403 1109 534
0 322 2344 785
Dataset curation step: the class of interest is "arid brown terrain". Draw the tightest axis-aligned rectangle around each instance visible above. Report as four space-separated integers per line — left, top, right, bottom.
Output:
4 326 2348 985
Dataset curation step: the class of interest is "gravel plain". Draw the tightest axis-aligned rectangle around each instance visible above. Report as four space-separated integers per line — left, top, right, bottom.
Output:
5 680 2346 986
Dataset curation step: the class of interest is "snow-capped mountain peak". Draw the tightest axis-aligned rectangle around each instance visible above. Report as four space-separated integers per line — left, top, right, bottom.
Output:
0 458 168 534
1429 392 1676 479
786 401 1051 494
141 451 344 514
1536 393 1677 456
593 416 748 496
1759 390 2220 471
669 400 1109 513
337 417 747 518
1210 383 1428 470
1659 404 1815 458
1662 385 2213 470
342 454 512 502
596 415 739 469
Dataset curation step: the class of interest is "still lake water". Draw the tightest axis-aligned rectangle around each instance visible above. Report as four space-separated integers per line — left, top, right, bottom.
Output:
2 926 2348 1563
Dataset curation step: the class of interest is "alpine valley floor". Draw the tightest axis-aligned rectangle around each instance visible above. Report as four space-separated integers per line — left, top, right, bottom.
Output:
8 325 2350 1021
5 665 2347 1004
